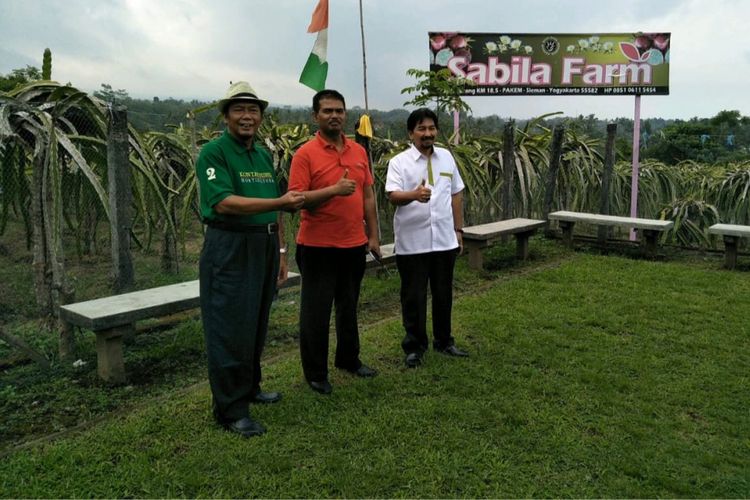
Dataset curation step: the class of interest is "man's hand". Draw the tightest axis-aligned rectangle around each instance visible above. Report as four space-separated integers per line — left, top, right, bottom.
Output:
456 231 464 255
335 169 356 196
413 179 432 203
279 190 305 211
367 236 381 260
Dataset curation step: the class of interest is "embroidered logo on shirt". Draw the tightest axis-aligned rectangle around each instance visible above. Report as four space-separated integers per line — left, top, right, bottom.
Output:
239 171 275 184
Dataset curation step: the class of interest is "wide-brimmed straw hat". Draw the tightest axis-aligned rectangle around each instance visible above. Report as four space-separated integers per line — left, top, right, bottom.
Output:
217 81 269 113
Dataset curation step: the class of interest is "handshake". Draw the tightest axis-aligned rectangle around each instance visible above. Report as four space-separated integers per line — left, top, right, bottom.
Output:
279 190 305 212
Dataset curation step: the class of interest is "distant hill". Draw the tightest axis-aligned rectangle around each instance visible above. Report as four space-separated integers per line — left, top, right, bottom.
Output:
119 95 664 139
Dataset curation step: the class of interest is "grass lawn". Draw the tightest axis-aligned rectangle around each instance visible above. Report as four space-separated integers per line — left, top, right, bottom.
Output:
0 250 748 497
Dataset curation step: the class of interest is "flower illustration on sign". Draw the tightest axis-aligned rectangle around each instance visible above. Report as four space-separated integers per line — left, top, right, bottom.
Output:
566 35 615 54
619 33 670 65
484 35 532 56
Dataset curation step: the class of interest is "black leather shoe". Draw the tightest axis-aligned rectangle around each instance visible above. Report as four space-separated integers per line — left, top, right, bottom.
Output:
223 417 266 438
251 391 282 404
405 352 422 368
308 380 333 395
438 345 469 357
348 364 378 378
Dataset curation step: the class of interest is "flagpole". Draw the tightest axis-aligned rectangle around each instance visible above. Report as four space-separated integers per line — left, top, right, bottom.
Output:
357 0 382 241
358 0 369 112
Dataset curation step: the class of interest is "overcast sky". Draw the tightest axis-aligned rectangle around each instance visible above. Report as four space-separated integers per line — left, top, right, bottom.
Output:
1 0 748 120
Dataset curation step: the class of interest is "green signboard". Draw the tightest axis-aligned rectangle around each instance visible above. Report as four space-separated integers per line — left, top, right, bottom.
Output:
429 32 670 96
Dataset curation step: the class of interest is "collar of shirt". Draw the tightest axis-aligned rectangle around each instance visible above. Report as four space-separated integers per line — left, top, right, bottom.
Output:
407 143 434 163
315 131 351 152
223 130 257 156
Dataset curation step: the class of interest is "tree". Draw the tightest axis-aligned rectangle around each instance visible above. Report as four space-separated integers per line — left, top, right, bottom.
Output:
568 114 603 139
643 121 713 164
642 111 750 164
0 66 41 92
710 110 741 129
401 68 474 116
400 68 475 142
93 83 130 104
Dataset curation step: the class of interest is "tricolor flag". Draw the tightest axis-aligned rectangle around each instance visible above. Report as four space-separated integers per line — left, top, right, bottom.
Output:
299 0 329 91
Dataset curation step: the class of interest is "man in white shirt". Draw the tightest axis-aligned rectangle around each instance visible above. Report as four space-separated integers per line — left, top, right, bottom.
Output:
385 108 470 368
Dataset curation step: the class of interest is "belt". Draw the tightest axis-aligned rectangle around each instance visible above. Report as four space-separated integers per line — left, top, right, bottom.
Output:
206 220 279 234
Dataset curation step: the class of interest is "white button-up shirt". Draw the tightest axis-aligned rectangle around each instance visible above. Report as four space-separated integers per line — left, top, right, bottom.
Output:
385 144 465 255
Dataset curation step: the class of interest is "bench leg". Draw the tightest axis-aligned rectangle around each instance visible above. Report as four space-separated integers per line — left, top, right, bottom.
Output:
466 242 484 270
723 235 739 269
597 225 611 247
95 326 129 384
559 221 575 248
514 230 535 260
643 229 659 258
58 320 76 361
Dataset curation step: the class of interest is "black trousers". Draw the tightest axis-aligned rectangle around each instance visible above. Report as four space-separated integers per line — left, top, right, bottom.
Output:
296 244 366 382
396 248 458 354
199 227 279 422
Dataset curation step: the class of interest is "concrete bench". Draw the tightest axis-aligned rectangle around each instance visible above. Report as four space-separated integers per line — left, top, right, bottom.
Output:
59 243 396 384
59 272 300 384
462 218 546 270
548 210 673 257
708 223 750 269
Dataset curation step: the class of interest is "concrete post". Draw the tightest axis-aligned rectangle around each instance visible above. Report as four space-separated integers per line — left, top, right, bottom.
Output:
543 125 565 237
107 105 134 294
502 121 515 224
598 123 617 245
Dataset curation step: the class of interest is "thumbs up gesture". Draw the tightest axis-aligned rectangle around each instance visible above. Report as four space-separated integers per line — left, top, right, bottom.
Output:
414 178 431 203
335 168 356 196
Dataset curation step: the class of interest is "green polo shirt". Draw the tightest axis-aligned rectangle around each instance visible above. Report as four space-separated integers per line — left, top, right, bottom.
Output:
196 130 279 225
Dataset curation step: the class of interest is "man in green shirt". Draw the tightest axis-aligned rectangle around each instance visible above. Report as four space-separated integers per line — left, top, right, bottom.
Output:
196 81 304 438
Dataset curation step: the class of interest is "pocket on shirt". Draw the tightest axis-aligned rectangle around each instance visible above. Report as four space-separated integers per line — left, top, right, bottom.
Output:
434 171 455 192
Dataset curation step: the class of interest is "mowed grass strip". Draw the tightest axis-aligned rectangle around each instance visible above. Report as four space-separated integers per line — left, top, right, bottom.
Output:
0 254 747 498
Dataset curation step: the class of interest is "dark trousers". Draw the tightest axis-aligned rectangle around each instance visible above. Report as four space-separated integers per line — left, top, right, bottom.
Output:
396 248 458 354
296 244 366 382
199 227 278 422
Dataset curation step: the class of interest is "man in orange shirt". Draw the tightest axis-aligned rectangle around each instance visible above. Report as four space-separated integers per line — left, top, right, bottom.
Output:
288 89 380 394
